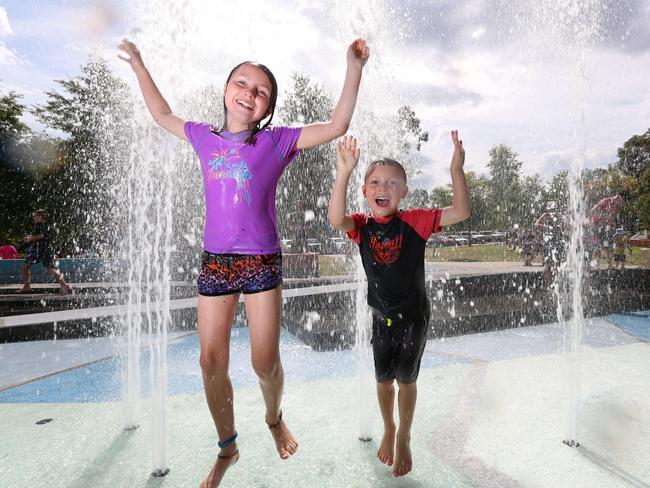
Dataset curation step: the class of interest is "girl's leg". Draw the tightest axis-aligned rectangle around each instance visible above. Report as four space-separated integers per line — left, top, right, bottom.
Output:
376 380 396 466
198 294 240 488
393 381 417 477
245 286 297 459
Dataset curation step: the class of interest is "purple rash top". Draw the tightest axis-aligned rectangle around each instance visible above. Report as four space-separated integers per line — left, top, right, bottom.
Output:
184 122 302 254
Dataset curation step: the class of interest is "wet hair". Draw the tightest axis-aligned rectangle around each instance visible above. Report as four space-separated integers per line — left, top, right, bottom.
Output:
364 158 407 184
32 209 49 220
214 61 278 145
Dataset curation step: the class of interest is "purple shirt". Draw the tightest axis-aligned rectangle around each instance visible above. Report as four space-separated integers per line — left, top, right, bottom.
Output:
184 122 302 254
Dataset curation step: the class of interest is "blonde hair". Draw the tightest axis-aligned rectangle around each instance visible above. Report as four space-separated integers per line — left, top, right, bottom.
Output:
364 158 407 184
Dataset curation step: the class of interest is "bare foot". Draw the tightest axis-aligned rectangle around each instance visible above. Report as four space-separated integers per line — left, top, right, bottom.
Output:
199 447 239 488
266 413 298 459
392 432 412 477
377 427 395 466
15 288 33 294
60 284 71 295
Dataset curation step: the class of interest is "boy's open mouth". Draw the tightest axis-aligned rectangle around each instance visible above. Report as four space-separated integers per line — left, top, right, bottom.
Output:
375 197 390 208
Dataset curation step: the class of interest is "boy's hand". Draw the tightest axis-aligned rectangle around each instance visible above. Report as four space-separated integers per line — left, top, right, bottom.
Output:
336 135 360 175
451 130 465 169
347 38 370 69
118 39 145 71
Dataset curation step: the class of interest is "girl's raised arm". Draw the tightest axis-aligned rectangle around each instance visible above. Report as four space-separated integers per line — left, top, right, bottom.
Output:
296 39 370 150
118 40 188 141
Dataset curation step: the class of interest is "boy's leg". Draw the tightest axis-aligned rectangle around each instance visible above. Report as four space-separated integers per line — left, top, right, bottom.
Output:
391 316 428 477
198 294 240 488
47 266 71 294
245 286 297 459
18 262 32 292
376 380 396 466
394 381 417 477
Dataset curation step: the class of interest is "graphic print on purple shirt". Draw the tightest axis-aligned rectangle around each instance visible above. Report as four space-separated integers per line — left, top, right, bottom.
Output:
207 147 252 206
184 122 302 254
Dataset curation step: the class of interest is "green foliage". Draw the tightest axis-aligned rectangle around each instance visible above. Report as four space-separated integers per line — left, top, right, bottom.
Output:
403 188 430 208
30 56 133 255
0 89 34 244
0 90 29 145
546 170 568 210
397 106 429 153
486 144 526 228
277 73 335 251
615 128 650 180
636 165 650 230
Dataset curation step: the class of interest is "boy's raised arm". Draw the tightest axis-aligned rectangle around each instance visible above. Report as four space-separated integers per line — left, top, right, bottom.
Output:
440 130 471 226
118 40 187 141
297 39 370 150
328 136 359 233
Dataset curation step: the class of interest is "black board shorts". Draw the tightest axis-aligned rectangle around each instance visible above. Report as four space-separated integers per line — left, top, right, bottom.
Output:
371 310 429 384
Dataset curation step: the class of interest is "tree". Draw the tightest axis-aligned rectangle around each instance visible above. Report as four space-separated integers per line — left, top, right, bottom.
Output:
0 90 35 244
615 128 650 180
403 188 430 208
277 73 335 251
32 57 133 255
546 170 568 212
396 106 429 153
0 90 29 156
487 144 524 229
451 171 489 233
636 165 650 230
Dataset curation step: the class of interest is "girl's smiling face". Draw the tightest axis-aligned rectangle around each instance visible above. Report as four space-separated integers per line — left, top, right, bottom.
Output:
362 165 408 218
223 64 273 131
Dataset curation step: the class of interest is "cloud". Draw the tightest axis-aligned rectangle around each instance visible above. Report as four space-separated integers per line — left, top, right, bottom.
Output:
0 6 12 36
380 0 650 55
0 41 20 65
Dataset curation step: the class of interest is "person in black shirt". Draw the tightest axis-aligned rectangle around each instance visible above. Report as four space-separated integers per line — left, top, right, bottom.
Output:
17 210 70 294
328 133 470 477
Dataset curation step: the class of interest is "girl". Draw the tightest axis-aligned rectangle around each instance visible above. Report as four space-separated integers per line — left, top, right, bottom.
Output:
118 38 369 487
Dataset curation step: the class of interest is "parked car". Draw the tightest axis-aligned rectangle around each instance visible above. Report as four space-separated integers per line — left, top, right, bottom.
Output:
490 232 506 243
454 237 469 245
469 233 488 244
307 238 323 254
280 238 293 252
326 237 347 254
429 235 455 247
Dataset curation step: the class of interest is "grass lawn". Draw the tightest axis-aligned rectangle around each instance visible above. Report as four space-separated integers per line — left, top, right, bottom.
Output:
318 255 354 276
318 245 648 276
426 244 525 263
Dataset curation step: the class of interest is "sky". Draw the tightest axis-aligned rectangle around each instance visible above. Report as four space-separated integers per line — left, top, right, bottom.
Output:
1 0 649 188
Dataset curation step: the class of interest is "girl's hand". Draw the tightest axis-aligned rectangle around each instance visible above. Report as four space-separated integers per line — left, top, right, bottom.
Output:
347 38 370 69
451 130 465 169
336 135 360 174
118 39 145 71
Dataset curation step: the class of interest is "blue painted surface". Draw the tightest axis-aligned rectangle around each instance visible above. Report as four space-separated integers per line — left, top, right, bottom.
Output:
607 311 650 341
0 329 469 403
0 258 123 283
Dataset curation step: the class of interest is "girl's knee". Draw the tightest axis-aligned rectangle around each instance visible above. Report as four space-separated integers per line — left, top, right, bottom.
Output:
251 356 280 380
199 349 229 374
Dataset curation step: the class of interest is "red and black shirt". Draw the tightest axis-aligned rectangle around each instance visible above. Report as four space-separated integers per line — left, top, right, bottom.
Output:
347 208 443 319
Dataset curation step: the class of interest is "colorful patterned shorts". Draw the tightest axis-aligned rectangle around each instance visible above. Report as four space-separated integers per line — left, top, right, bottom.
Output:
197 252 282 296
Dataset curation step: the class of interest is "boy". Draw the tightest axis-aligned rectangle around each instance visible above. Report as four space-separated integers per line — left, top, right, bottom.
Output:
328 132 470 476
17 210 70 295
